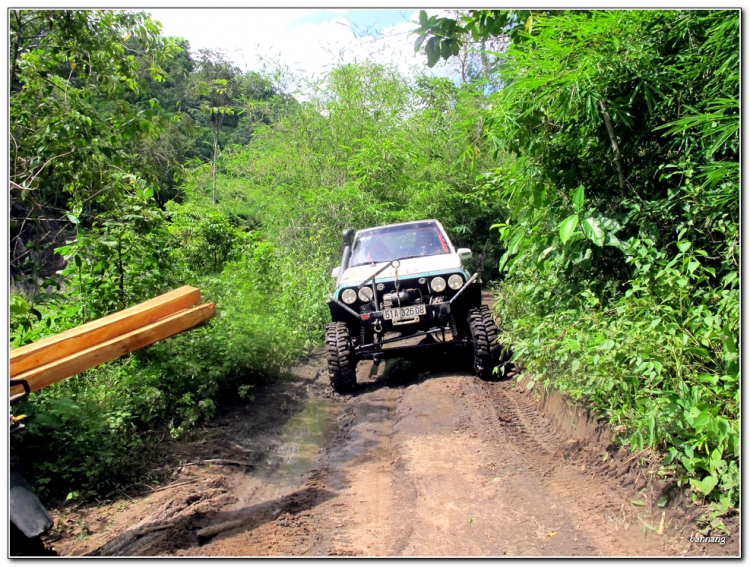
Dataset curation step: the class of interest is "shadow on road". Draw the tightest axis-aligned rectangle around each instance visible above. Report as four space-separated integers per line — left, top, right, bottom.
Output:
194 485 336 545
350 337 515 396
90 486 336 556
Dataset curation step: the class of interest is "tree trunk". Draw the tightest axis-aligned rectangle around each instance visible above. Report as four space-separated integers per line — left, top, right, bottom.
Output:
118 237 125 309
212 130 218 206
598 99 626 197
10 12 20 90
212 114 225 206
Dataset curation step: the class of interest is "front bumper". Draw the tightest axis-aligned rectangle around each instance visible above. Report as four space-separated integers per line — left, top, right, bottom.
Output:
357 331 468 360
356 302 466 360
326 273 481 360
361 301 452 329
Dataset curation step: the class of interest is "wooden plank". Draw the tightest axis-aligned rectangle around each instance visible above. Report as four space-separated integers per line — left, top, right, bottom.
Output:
10 286 201 377
10 303 215 395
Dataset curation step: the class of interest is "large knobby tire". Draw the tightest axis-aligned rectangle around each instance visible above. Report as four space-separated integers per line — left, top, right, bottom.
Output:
10 523 56 557
325 322 357 393
468 305 501 380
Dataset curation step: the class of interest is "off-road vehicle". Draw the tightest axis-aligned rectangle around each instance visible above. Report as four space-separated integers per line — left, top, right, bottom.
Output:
325 219 501 392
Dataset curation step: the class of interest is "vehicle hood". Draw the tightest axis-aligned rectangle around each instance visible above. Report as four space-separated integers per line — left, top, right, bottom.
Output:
340 253 465 287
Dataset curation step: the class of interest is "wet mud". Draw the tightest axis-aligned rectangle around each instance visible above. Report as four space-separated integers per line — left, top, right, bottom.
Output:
45 296 739 557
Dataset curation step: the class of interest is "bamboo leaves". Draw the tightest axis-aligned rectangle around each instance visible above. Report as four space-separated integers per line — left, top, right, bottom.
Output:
450 9 740 507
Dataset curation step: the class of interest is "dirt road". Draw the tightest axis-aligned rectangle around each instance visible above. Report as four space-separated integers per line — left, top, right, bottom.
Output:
48 299 738 557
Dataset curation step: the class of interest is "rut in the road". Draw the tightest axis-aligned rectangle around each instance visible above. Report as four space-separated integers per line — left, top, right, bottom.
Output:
186 370 692 556
63 346 737 557
458 378 643 555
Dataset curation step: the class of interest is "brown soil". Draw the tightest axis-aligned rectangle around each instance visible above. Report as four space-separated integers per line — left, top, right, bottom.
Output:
44 294 739 557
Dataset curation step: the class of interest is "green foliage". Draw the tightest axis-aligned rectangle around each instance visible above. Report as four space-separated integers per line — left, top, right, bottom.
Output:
166 201 245 274
17 364 146 500
9 9 184 286
472 10 739 505
10 10 178 209
17 8 738 513
12 57 506 500
211 62 506 271
54 192 177 321
412 9 545 67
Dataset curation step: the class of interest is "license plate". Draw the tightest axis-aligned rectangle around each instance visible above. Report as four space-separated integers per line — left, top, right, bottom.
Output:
383 304 426 321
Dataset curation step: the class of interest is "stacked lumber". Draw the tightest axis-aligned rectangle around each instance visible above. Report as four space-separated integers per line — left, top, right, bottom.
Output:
10 286 215 396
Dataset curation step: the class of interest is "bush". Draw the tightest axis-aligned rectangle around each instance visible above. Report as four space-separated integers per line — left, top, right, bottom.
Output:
486 10 739 508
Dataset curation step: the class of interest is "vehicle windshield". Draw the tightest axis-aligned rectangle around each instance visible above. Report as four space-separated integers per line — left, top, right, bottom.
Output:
349 222 451 267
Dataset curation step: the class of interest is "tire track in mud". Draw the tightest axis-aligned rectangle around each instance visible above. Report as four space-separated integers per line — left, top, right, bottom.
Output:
462 378 560 474
311 384 409 557
460 377 682 556
56 297 735 556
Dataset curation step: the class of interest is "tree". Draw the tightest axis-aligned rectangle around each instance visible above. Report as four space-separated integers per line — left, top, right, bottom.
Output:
132 38 198 205
420 11 506 91
188 49 244 205
413 9 739 503
226 72 285 146
411 9 545 68
9 10 180 280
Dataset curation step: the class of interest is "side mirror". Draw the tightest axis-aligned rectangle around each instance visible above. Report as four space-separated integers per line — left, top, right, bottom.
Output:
342 229 355 246
331 266 340 278
457 248 472 259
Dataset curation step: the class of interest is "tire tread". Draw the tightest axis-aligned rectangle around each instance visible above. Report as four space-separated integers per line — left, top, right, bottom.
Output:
468 305 501 380
325 322 357 392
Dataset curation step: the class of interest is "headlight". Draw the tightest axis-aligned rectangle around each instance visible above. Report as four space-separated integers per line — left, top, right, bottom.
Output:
341 288 357 304
430 277 446 293
358 287 374 303
448 274 464 290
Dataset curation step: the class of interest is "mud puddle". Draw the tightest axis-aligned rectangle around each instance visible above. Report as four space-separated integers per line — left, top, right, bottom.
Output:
46 355 342 557
46 291 738 557
227 396 342 511
267 396 342 483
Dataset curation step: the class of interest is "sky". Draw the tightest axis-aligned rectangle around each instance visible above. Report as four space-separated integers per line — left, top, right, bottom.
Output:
146 8 452 92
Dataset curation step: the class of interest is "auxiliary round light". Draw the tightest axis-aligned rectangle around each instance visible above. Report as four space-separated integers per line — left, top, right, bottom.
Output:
358 287 374 303
430 277 447 293
448 274 464 290
342 288 357 304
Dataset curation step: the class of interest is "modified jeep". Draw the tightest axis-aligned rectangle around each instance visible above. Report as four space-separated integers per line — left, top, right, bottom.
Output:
325 219 501 392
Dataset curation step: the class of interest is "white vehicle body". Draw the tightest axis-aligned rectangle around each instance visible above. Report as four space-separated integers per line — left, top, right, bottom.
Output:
332 220 472 298
339 253 465 287
324 219 501 392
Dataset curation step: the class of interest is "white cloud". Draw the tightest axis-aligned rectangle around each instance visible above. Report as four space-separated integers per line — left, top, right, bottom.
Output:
147 8 454 95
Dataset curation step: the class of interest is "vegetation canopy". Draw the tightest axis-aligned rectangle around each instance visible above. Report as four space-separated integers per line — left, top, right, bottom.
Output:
9 9 738 524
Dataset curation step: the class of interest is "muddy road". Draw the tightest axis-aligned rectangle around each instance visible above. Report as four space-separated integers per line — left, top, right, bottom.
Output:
47 298 738 557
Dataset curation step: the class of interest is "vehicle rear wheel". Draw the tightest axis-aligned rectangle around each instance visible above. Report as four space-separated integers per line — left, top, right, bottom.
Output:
467 305 500 380
325 322 357 393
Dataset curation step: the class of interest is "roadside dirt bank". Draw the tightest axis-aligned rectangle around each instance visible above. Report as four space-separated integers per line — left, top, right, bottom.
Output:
44 297 738 557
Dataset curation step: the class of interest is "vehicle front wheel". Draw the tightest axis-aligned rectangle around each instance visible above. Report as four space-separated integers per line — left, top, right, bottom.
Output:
325 322 357 393
467 305 500 380
10 524 56 556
